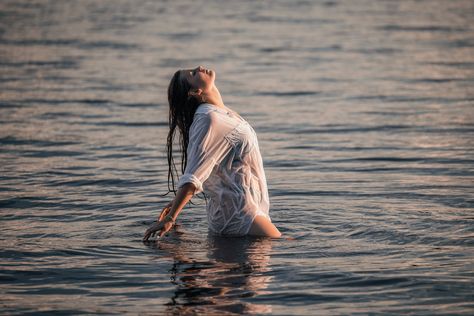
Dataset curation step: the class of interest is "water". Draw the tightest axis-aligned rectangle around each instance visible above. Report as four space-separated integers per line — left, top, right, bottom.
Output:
1 0 473 314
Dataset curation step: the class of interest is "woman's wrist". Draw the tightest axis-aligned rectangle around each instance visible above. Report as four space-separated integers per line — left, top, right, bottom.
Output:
164 214 175 223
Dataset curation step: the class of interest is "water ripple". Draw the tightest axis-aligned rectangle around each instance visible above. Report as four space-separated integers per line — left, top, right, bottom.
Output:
1 0 472 314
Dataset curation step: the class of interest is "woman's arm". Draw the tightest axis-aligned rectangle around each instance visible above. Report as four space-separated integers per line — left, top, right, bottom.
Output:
167 182 196 221
143 182 196 241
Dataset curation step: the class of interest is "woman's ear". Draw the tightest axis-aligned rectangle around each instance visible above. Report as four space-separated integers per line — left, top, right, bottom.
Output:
188 88 202 98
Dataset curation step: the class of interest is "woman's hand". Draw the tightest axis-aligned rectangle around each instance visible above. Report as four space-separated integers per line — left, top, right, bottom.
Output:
143 201 175 241
143 218 174 241
143 184 195 242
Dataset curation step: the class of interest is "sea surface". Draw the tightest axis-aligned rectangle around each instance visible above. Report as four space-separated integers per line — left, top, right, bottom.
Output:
1 0 473 315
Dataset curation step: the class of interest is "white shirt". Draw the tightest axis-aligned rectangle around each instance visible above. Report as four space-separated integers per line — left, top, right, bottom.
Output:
177 103 271 236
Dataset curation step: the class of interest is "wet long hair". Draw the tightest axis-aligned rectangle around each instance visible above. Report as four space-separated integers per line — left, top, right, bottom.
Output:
163 70 205 200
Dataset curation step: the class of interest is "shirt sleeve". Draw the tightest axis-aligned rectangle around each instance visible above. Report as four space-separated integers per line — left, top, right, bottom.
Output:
177 113 231 194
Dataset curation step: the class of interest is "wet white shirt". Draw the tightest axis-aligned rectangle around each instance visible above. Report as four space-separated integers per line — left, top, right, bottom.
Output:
177 103 272 236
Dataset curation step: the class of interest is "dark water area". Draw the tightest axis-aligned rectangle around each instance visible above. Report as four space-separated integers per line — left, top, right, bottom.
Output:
1 0 473 314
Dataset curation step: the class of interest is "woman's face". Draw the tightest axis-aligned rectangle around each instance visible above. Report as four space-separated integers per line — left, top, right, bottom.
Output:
180 66 215 93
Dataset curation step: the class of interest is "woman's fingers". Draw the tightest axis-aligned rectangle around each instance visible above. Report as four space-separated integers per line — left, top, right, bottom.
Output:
143 222 163 241
143 226 155 241
143 231 151 241
143 219 175 241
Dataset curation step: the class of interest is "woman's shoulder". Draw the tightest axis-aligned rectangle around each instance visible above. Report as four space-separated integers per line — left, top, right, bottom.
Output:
190 105 221 135
196 103 245 122
194 104 218 123
191 104 242 139
195 103 219 116
194 103 232 125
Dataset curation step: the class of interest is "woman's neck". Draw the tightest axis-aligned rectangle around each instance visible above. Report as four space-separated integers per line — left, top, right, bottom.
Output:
203 85 226 109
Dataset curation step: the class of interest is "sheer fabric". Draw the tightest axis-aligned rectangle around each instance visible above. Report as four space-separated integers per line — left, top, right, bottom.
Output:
177 103 271 236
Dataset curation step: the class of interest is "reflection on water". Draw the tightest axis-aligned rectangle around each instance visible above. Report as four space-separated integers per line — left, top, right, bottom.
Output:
148 234 273 315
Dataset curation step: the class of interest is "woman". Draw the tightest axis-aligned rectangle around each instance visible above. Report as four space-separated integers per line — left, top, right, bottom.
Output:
143 66 281 241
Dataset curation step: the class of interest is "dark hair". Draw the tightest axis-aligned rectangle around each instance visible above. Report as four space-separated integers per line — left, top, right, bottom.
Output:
163 70 204 200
